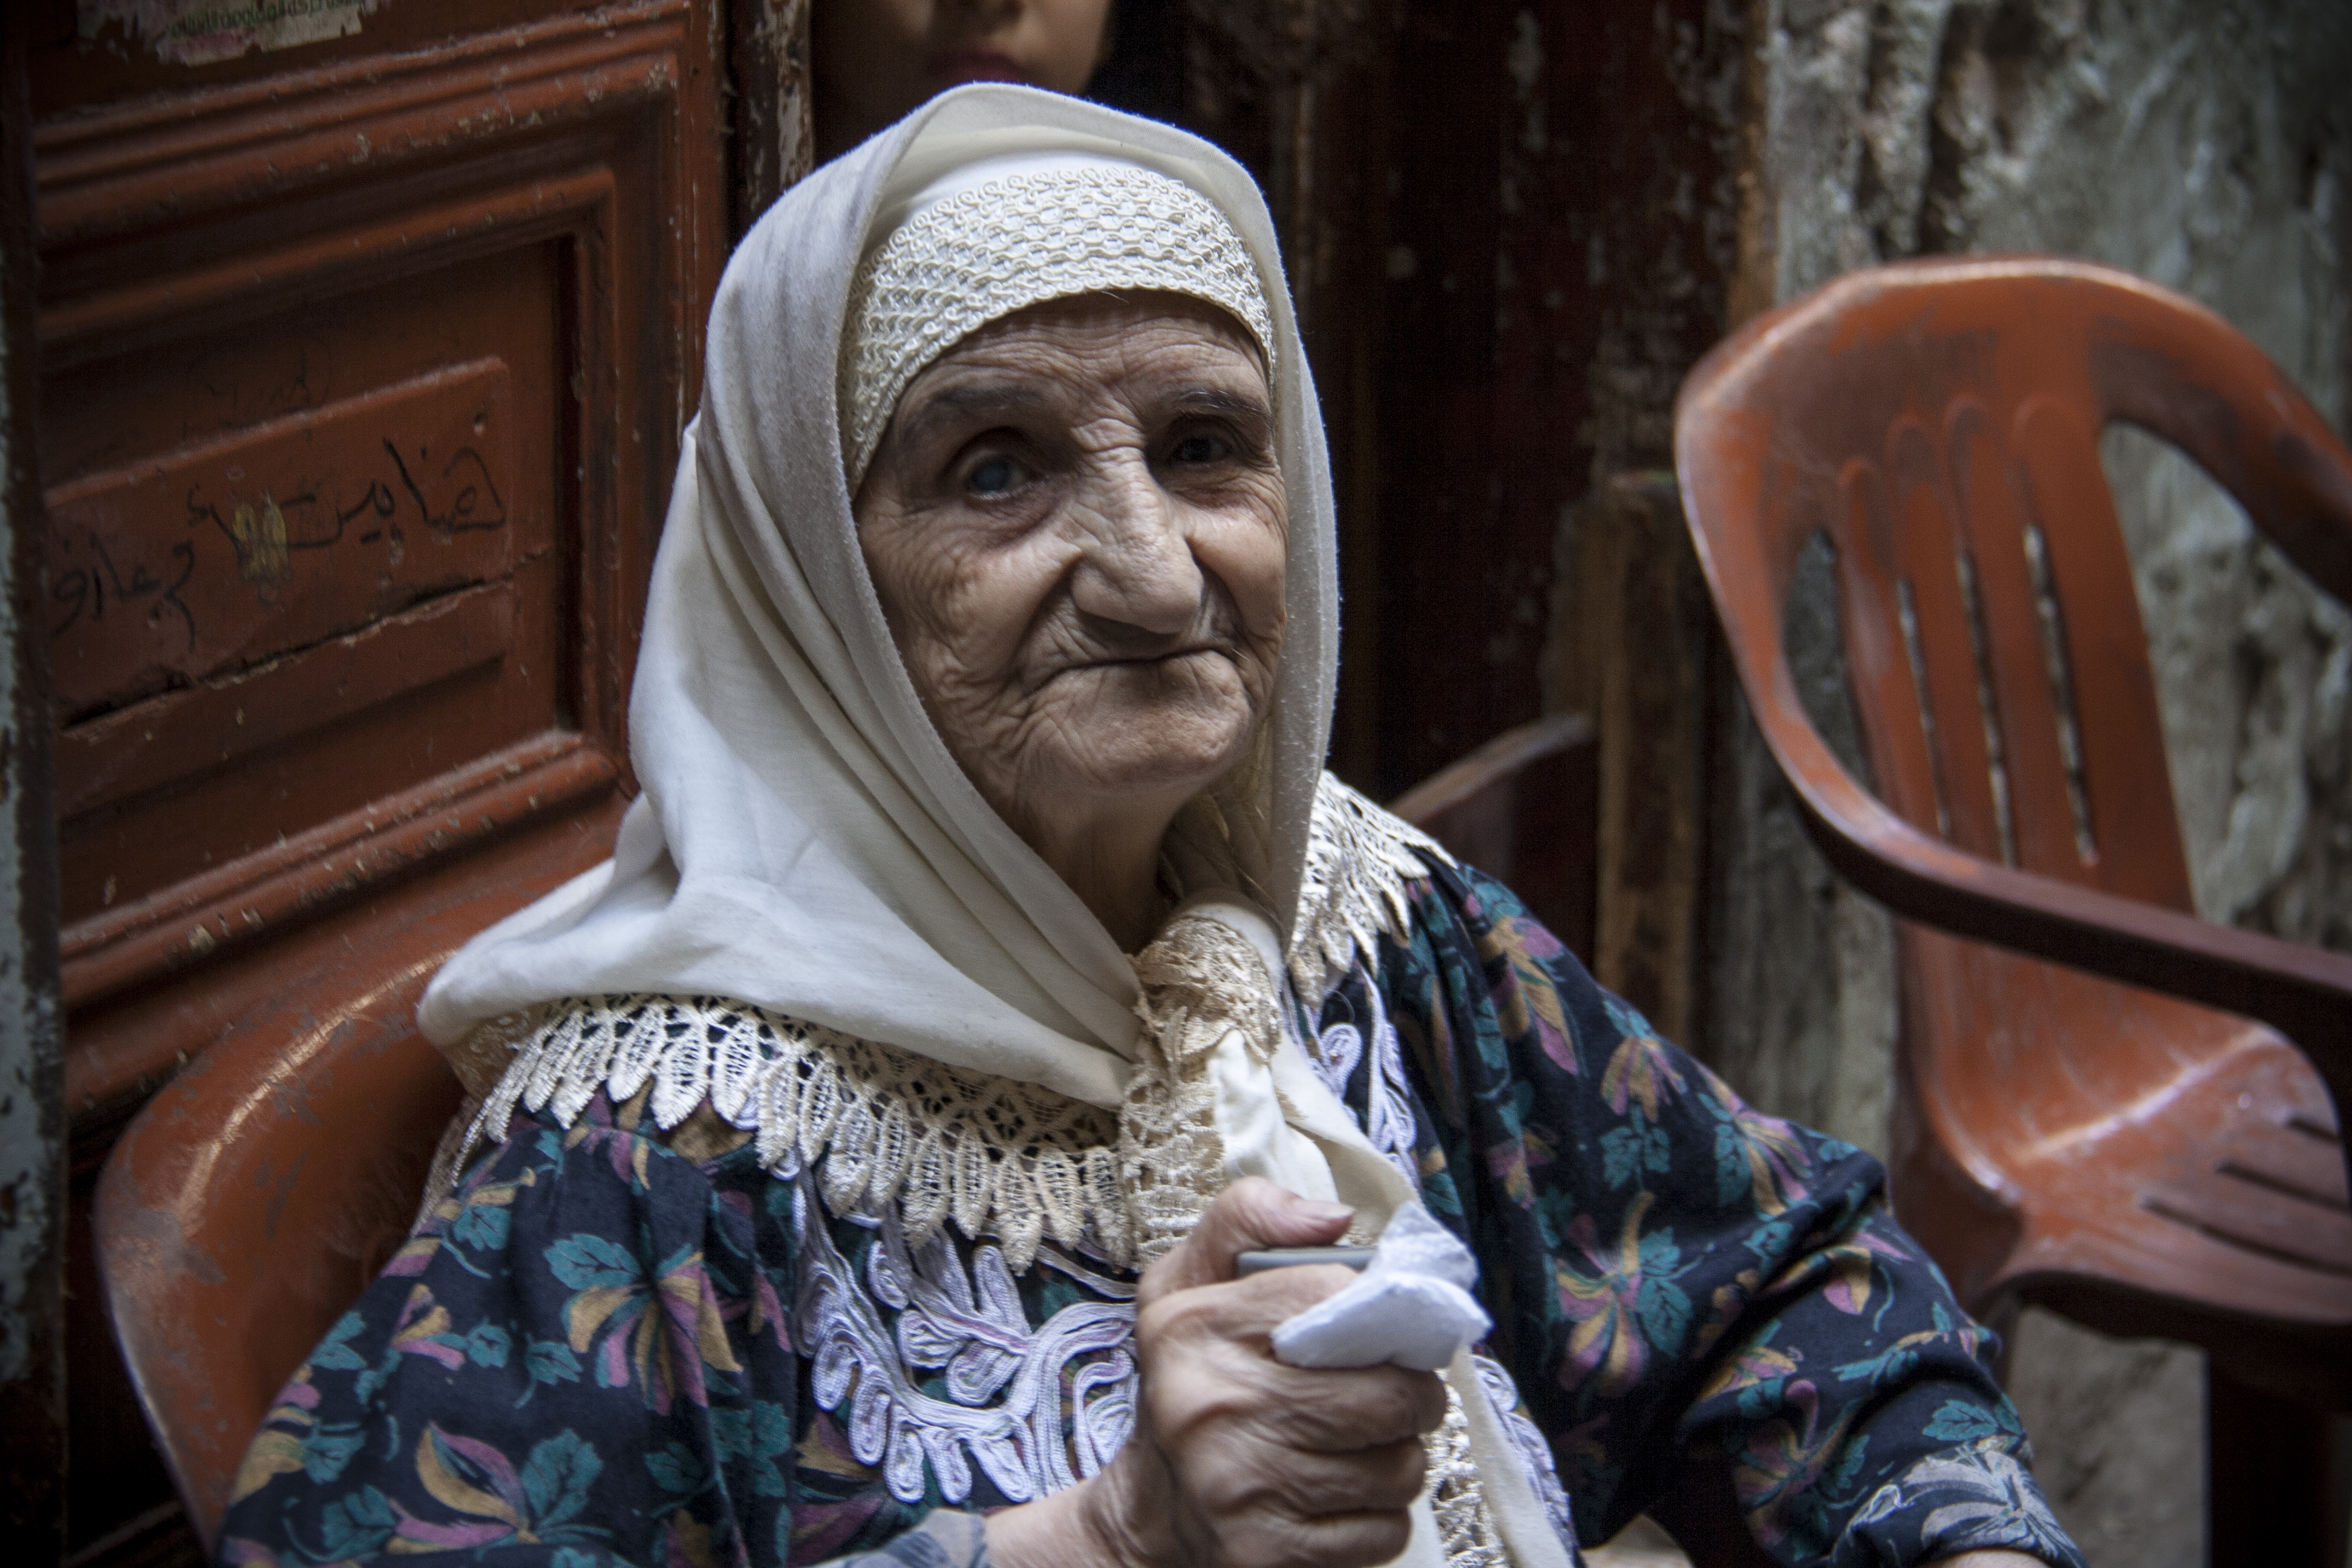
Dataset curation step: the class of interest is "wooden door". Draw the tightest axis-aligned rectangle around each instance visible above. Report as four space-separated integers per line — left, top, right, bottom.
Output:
22 1 742 1556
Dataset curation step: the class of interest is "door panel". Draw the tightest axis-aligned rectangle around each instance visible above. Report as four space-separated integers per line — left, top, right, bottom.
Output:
28 1 734 1554
38 0 722 1111
47 352 524 720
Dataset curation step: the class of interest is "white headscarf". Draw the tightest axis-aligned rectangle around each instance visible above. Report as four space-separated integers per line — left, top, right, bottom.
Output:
417 86 1338 1109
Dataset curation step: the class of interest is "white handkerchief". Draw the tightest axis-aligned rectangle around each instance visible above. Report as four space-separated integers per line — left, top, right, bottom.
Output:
1269 1202 1493 1371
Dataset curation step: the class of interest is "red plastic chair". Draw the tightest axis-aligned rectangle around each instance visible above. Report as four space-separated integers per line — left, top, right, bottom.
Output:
1674 255 2352 1561
92 825 611 1547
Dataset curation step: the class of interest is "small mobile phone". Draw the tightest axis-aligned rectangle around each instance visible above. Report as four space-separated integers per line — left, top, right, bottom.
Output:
1234 1246 1377 1277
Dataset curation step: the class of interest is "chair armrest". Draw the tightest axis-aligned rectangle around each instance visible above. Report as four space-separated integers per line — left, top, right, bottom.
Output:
1388 710 1595 826
1765 708 2352 1125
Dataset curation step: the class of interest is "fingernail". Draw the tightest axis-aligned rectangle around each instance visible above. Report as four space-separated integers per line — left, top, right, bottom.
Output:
1299 1200 1354 1223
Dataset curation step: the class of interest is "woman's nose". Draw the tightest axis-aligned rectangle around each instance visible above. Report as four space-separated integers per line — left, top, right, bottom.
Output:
1068 459 1203 638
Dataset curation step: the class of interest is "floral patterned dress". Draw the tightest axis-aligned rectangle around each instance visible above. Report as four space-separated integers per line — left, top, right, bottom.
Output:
217 852 2083 1568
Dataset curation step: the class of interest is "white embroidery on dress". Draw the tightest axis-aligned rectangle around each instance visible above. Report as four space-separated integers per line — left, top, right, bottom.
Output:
792 1171 1137 1506
443 773 1552 1561
1470 1352 1578 1554
455 774 1441 1253
1310 961 1423 1193
1844 1439 2075 1563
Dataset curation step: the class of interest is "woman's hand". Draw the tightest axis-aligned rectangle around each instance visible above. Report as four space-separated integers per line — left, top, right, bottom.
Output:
986 1178 1448 1568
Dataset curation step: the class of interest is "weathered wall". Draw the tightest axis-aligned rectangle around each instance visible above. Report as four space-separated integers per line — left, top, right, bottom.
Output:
1705 2 2352 1564
0 8 67 1547
728 0 814 233
1182 0 1749 797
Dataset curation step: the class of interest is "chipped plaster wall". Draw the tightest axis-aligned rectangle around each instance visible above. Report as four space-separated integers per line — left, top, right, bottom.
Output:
1708 2 2352 1563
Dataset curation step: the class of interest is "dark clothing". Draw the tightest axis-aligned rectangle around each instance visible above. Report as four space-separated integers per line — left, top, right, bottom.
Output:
217 861 2080 1568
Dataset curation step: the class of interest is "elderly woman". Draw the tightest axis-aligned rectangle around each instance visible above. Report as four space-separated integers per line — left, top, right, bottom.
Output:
218 91 2083 1568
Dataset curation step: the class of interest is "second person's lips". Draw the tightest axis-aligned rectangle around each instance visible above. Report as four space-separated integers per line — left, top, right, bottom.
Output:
929 50 1031 88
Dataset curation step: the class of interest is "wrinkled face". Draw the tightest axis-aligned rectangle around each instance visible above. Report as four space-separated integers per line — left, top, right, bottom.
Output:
854 293 1287 850
814 0 1115 151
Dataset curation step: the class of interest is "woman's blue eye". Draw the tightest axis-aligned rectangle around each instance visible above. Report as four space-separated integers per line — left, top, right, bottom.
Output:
1171 434 1230 465
966 455 1024 496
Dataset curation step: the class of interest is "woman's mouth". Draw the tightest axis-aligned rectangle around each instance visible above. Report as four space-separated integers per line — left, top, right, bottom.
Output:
1091 644 1235 670
929 50 1032 89
1030 645 1239 694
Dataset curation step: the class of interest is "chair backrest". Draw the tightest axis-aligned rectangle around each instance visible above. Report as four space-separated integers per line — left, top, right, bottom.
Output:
1391 710 1597 960
96 947 469 1546
1674 258 2352 1308
1676 256 2352 912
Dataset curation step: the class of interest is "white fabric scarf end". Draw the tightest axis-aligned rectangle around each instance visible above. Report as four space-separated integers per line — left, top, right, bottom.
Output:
1174 897 1572 1568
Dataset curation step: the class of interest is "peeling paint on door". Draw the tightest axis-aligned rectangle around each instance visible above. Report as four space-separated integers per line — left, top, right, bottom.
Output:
78 0 384 69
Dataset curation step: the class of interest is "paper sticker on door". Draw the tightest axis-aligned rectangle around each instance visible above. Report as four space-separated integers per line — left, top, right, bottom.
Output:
79 0 382 68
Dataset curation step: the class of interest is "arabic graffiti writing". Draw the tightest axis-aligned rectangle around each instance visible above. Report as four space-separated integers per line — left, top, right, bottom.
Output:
49 528 197 646
44 360 516 716
177 436 509 598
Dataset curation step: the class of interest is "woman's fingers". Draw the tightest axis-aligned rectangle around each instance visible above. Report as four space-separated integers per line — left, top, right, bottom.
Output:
1186 1433 1431 1517
1150 1258 1363 1341
1146 1338 1448 1452
1141 1176 1355 1301
1111 1180 1466 1568
1141 1273 1451 1445
1219 1508 1418 1568
1246 1365 1446 1454
1168 1435 1426 1568
1256 1365 1444 1451
1138 1313 1446 1459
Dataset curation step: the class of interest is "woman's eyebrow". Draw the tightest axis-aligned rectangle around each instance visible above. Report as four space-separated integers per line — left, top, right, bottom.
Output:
1165 386 1273 426
895 381 1060 453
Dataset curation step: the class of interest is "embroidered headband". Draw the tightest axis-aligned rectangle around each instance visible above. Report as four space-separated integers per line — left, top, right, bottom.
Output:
840 155 1276 489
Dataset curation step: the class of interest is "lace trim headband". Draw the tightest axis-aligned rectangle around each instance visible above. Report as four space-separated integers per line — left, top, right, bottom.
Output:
840 162 1276 488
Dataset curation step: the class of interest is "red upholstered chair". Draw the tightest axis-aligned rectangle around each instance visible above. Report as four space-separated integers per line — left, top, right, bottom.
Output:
1674 255 2352 1562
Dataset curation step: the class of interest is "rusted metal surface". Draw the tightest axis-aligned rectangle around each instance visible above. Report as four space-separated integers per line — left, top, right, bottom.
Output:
1 9 67 1559
64 736 618 1080
33 0 731 1555
47 359 516 719
39 1 720 1073
59 583 520 827
28 0 574 120
1675 254 2352 1548
36 5 705 249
